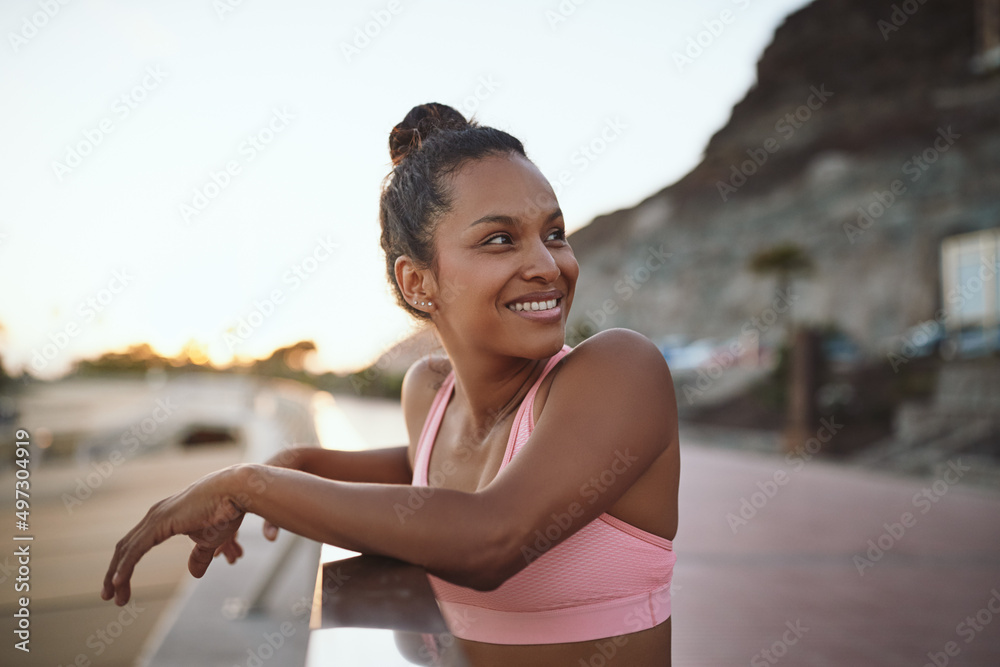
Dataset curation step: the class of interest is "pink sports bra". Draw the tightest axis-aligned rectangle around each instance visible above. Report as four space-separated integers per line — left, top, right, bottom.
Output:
411 344 676 645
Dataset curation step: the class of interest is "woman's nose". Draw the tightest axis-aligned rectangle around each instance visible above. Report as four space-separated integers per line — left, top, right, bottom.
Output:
522 238 560 283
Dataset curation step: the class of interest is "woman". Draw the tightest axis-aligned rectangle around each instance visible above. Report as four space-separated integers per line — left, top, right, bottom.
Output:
102 103 681 666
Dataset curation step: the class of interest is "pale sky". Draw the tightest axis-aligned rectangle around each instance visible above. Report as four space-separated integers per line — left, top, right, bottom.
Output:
0 0 813 378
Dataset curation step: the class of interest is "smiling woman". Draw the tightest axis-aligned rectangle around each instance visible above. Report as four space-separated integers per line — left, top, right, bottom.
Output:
101 102 681 666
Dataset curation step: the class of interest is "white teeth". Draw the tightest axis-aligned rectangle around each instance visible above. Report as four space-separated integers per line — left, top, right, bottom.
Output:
510 298 559 312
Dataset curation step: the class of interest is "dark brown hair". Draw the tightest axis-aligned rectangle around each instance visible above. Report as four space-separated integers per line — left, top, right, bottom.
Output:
379 102 527 319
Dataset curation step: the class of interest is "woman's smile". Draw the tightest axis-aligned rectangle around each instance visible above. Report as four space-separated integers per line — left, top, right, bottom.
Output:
505 290 564 322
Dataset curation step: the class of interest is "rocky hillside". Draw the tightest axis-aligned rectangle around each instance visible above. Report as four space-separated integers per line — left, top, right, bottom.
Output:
567 0 1000 352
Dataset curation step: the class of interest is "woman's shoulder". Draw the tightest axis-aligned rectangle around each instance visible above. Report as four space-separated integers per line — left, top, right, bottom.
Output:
535 328 675 423
401 354 453 468
562 328 672 379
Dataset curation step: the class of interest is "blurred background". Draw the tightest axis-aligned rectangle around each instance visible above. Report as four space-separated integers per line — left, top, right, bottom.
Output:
2 0 999 665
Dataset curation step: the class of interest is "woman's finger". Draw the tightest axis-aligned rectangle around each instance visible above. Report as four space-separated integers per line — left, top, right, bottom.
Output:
263 520 279 541
101 539 125 601
215 535 243 564
213 530 241 561
189 543 217 578
231 538 243 560
108 533 151 606
101 502 181 604
102 468 245 606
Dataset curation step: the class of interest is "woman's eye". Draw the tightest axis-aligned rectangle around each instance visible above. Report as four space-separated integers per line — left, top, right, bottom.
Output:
484 233 512 245
547 228 566 241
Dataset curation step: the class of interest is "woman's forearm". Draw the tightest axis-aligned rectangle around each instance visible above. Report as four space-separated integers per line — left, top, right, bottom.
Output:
286 446 413 484
229 463 513 590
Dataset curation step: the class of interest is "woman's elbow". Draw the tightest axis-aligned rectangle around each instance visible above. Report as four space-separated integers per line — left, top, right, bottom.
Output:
456 519 532 592
431 515 519 591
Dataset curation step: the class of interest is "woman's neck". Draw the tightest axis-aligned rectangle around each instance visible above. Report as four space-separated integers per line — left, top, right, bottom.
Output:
443 346 551 437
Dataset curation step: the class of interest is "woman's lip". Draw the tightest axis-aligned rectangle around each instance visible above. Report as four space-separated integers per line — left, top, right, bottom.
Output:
506 299 563 322
505 290 564 307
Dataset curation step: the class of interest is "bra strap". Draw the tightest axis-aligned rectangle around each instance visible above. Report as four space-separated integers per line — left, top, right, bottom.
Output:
413 372 455 486
502 345 572 465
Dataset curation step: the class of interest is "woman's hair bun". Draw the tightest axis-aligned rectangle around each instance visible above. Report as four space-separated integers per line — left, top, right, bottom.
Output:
389 102 471 166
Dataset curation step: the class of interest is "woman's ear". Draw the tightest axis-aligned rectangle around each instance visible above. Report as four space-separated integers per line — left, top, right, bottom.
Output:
394 255 436 308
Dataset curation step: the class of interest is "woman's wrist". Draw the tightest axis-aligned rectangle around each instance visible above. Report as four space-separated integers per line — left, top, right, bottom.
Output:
267 447 305 470
224 462 265 513
264 446 308 474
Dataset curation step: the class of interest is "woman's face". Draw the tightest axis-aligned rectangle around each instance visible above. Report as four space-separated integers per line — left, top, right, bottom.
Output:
427 153 578 360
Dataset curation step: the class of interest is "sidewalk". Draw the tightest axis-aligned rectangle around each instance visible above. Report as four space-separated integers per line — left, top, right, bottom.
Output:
0 446 244 667
671 439 1000 666
0 373 323 667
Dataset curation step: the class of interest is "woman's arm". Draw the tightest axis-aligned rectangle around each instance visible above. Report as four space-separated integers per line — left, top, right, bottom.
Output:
252 445 412 542
269 445 412 484
102 329 677 606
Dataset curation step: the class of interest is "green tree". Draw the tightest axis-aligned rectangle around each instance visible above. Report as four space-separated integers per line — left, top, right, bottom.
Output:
748 241 815 336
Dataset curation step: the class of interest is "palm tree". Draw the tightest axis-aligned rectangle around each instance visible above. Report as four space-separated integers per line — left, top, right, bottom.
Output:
748 242 817 454
748 242 815 331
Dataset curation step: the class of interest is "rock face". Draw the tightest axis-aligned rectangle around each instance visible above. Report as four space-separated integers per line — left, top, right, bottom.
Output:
567 0 1000 353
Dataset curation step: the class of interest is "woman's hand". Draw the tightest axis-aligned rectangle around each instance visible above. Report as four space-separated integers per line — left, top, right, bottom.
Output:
101 466 248 606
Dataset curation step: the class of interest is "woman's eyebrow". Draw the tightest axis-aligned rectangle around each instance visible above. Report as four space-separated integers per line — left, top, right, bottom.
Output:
469 208 563 228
